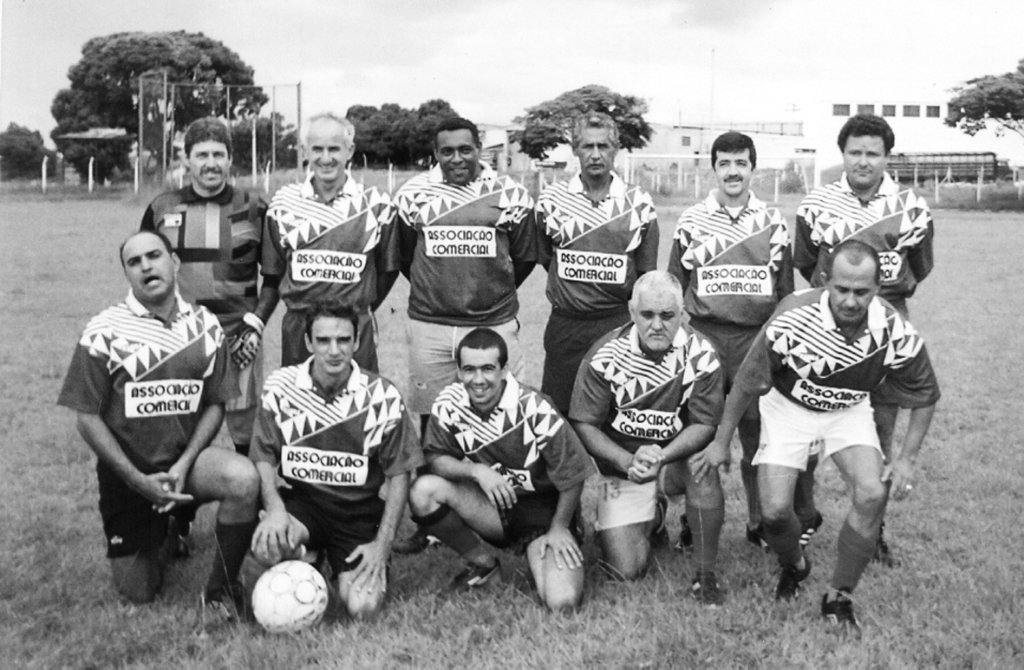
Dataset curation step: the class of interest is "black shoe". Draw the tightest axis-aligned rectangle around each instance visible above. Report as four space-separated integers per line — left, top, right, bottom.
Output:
746 524 770 552
691 571 724 607
775 555 811 601
673 514 693 553
799 512 823 548
392 527 438 555
650 497 669 548
872 522 899 567
448 559 501 592
202 581 247 625
821 590 862 639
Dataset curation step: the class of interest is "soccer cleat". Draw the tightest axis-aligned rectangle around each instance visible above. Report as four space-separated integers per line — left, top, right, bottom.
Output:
691 571 724 607
392 527 439 555
674 514 693 553
821 591 862 639
746 524 770 552
202 581 247 625
448 559 501 592
650 497 669 548
775 555 812 601
872 522 899 567
799 512 824 548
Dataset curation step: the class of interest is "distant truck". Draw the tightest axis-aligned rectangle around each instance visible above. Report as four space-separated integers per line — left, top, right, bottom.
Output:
887 151 1011 183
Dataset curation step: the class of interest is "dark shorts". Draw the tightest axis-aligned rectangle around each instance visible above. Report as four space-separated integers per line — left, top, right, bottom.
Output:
490 491 583 553
97 463 170 559
281 307 378 371
282 489 385 575
686 318 760 389
542 308 631 415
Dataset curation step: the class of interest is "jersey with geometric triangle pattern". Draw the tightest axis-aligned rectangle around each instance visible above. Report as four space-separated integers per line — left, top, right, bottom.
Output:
265 172 398 312
250 360 423 503
569 323 725 476
536 174 659 317
424 374 595 496
668 191 794 327
57 295 235 474
794 174 934 303
734 288 940 412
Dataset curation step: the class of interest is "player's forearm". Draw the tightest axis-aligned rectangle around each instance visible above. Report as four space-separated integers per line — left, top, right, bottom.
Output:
550 483 583 531
426 453 481 482
254 460 287 514
76 412 147 489
714 387 759 446
572 422 632 475
254 277 281 325
895 404 936 464
376 472 410 547
175 404 225 472
661 424 716 463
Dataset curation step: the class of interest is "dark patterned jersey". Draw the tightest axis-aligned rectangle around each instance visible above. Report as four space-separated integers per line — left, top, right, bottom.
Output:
141 185 269 335
570 323 725 476
424 375 595 496
668 191 794 327
536 173 659 317
57 293 236 473
264 172 398 312
250 360 423 504
395 164 536 325
734 288 941 411
794 173 934 302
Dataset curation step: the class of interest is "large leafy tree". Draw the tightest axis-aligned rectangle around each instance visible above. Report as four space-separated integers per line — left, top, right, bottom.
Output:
0 123 56 180
511 85 653 160
51 31 264 182
947 58 1024 141
346 99 459 167
230 114 299 174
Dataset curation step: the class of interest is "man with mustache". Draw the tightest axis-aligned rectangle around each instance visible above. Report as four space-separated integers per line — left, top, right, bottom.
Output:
793 114 935 565
667 131 820 558
699 240 939 637
265 113 399 372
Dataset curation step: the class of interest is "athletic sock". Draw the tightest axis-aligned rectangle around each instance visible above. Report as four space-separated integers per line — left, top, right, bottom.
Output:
740 461 762 528
412 504 491 564
763 512 803 566
831 519 877 592
687 503 724 572
205 519 258 595
793 455 819 528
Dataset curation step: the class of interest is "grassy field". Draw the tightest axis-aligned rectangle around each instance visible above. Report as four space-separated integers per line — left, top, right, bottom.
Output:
1 188 1022 669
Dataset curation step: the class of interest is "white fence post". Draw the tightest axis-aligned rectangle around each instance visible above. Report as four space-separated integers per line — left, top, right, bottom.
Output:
88 156 95 193
934 171 939 205
41 156 48 193
134 156 139 194
774 172 780 203
977 166 983 203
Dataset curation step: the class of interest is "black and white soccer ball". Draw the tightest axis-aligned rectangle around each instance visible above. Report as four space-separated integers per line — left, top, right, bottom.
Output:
252 560 329 633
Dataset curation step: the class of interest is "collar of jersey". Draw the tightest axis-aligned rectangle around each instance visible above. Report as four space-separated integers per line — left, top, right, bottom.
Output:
838 172 898 199
456 372 521 414
627 323 688 356
125 290 192 321
818 290 887 335
702 190 766 216
182 183 234 205
299 170 361 201
295 357 366 395
567 172 626 200
427 162 495 185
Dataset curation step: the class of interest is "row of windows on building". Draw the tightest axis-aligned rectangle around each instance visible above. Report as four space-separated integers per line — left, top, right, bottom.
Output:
833 104 942 118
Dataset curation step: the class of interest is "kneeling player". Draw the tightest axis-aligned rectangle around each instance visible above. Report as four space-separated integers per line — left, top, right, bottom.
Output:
408 328 595 613
57 231 260 619
249 303 422 621
570 272 727 604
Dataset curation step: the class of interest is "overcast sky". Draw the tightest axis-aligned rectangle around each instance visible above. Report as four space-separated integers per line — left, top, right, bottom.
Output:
2 0 1023 145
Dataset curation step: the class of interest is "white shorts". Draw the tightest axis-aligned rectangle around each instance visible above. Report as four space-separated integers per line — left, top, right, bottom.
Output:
753 388 881 471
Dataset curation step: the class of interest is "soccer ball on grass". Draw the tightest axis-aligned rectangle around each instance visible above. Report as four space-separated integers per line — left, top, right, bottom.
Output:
252 560 329 633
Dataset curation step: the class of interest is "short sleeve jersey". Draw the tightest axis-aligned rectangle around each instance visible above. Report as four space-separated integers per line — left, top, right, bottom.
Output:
794 174 934 302
395 164 536 325
734 288 941 412
57 293 236 474
264 172 398 312
570 323 725 476
250 360 423 504
668 191 794 327
141 185 269 334
424 374 596 496
536 173 659 317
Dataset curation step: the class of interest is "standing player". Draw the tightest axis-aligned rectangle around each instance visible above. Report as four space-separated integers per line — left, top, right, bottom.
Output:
794 113 935 563
249 303 422 620
142 117 280 457
57 231 260 620
700 240 939 636
407 328 595 612
667 131 820 551
265 113 399 370
570 272 727 605
536 111 659 417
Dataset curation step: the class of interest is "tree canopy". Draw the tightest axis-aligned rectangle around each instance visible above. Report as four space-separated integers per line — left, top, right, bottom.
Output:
0 124 56 180
51 31 263 182
511 85 653 160
946 58 1024 141
345 99 458 167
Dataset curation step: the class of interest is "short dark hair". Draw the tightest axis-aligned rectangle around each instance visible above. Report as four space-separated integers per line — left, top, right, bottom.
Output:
434 116 480 147
456 328 508 369
119 230 174 267
711 131 757 169
184 117 233 157
837 114 894 155
303 302 360 339
825 239 881 285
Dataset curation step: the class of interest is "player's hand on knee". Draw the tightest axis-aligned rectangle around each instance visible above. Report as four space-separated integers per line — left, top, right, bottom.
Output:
473 464 517 510
346 541 388 594
252 510 295 564
537 525 583 570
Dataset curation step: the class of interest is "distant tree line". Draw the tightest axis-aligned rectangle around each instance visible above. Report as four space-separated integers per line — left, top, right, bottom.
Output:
0 123 58 180
345 99 459 168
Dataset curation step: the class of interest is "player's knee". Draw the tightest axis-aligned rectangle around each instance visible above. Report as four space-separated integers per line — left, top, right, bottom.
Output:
543 586 583 614
686 474 724 507
222 457 260 503
853 478 887 512
345 590 384 621
408 474 447 515
760 497 791 524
